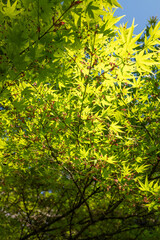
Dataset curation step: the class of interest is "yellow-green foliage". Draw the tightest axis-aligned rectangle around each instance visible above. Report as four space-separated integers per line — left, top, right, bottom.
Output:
0 0 160 239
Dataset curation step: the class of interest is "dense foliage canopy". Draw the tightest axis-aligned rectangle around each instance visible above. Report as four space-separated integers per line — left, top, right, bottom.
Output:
0 0 160 239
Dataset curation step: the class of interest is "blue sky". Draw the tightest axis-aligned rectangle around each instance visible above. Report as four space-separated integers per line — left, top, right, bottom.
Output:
115 0 160 34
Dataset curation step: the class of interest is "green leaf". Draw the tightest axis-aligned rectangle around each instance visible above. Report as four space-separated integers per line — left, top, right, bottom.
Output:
107 155 117 164
2 0 23 18
0 139 6 150
109 122 123 134
85 1 99 19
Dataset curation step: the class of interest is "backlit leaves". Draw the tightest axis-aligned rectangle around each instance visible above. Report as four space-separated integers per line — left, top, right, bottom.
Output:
1 0 23 18
0 0 160 239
